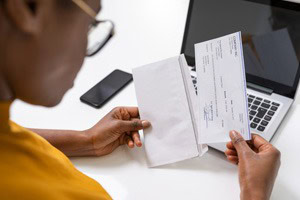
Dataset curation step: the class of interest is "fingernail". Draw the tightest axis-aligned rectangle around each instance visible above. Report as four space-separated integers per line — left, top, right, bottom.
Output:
137 142 142 147
230 130 238 138
142 120 151 128
129 141 134 148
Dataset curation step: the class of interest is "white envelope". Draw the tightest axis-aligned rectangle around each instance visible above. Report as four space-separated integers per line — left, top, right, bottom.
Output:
133 55 207 167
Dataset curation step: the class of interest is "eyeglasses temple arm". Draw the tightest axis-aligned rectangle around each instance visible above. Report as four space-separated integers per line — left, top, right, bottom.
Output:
72 0 97 18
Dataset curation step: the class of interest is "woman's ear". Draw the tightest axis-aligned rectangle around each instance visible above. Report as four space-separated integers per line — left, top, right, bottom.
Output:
4 0 45 35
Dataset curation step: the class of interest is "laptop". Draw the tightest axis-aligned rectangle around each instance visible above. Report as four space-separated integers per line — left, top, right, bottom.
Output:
181 0 300 151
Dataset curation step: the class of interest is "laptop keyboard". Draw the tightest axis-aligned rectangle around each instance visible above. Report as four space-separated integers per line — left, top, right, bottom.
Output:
191 76 198 94
247 94 280 132
191 75 281 133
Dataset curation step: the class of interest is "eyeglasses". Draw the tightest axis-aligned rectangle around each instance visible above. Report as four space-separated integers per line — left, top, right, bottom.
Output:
72 0 114 57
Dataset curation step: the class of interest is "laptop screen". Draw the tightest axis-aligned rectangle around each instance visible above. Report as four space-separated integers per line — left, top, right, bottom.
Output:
181 0 300 98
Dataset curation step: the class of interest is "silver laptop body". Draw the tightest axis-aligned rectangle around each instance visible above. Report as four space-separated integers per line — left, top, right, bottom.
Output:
182 0 300 152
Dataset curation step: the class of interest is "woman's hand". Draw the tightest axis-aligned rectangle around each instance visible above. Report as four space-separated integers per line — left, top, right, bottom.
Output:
30 107 150 157
83 107 151 157
225 131 281 200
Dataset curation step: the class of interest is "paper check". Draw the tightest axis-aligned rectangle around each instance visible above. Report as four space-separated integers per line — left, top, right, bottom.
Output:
195 32 251 143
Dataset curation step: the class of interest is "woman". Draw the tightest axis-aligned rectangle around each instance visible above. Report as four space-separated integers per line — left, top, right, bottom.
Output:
0 0 280 199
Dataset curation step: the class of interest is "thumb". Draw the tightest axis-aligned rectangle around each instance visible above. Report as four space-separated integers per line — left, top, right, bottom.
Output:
229 130 251 155
118 119 151 133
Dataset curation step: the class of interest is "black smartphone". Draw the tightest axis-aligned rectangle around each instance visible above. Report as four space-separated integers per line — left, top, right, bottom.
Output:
80 69 133 108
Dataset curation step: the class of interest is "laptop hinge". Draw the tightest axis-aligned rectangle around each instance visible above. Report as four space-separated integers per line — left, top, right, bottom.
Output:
247 82 273 95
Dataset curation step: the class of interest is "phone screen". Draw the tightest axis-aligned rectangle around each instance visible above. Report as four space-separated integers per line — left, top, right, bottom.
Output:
80 69 133 108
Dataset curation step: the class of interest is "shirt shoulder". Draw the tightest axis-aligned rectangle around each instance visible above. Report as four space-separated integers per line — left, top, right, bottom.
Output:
0 121 112 200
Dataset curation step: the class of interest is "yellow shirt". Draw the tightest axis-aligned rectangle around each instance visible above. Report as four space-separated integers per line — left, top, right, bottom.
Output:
0 102 112 200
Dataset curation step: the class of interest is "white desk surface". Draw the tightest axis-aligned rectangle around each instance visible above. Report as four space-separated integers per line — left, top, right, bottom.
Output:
10 0 300 199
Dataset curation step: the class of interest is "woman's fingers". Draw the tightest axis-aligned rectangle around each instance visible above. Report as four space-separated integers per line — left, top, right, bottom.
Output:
123 107 140 118
251 134 269 152
229 130 252 154
225 149 237 156
225 140 238 164
123 135 134 148
132 131 142 147
122 133 142 148
118 119 151 133
227 155 239 165
226 141 236 150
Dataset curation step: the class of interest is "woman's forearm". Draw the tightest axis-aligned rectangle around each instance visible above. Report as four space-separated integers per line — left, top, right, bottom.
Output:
29 128 93 157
